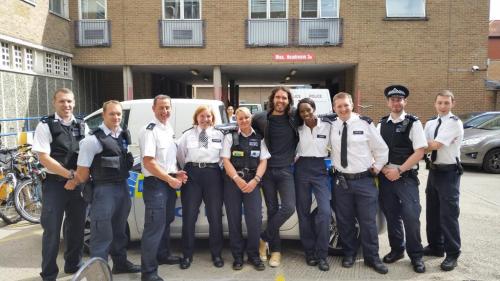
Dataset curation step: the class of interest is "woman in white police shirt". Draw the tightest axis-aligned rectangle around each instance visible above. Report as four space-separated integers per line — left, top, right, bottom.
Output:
176 105 225 270
294 98 332 271
221 107 270 271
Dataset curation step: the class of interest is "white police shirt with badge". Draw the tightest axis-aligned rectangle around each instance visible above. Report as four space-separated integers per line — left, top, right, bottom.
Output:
176 126 224 168
296 118 332 158
138 118 178 177
220 128 271 160
77 123 124 168
32 113 88 174
330 114 389 174
376 111 428 168
424 112 464 165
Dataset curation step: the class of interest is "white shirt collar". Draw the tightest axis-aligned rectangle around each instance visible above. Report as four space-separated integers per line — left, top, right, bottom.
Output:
300 117 323 130
196 125 211 133
99 123 123 136
238 127 257 137
54 112 75 126
152 117 170 130
387 111 406 123
438 112 453 120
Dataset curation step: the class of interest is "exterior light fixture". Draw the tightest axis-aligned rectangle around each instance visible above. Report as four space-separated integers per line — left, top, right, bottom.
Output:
285 75 291 81
203 76 209 81
289 69 297 76
190 69 200 76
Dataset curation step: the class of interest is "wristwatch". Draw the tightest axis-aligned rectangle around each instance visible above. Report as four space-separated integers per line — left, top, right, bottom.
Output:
68 169 75 180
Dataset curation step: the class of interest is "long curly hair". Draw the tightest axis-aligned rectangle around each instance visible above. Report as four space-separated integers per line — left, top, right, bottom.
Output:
267 86 294 115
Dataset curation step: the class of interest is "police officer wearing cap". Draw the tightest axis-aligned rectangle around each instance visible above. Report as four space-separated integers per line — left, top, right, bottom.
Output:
138 95 188 281
221 107 270 271
176 105 225 269
294 98 332 271
329 92 389 274
377 85 427 273
65 100 140 274
423 90 464 271
33 88 87 281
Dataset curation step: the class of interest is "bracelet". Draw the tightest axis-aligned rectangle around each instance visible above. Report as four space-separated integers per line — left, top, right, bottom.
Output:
231 174 239 181
68 169 75 180
253 177 261 183
397 167 402 175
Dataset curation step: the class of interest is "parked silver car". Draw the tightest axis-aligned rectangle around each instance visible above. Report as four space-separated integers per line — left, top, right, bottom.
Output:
461 114 500 173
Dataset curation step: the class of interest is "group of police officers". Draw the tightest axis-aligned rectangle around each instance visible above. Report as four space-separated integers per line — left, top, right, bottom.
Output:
32 85 463 281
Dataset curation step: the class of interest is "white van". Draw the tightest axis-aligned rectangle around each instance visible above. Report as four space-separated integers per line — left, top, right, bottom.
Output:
290 88 333 115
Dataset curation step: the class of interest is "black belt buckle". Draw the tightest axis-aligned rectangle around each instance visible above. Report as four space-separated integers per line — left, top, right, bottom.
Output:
335 173 348 190
197 162 207 168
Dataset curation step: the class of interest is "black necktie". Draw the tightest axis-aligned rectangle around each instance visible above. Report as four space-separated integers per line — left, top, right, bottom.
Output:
199 129 208 148
431 118 442 162
341 121 348 168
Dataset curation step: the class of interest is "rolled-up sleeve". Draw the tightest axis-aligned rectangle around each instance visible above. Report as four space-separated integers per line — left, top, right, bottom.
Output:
77 136 101 167
220 134 233 159
32 123 52 154
260 140 271 160
368 123 389 171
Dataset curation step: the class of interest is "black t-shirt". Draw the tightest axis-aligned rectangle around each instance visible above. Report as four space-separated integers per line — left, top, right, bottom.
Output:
267 114 296 167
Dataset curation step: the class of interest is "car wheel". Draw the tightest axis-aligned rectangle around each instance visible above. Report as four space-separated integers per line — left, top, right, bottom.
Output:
483 148 500 174
310 207 360 256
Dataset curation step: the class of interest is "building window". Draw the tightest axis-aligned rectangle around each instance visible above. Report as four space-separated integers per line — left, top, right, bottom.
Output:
163 0 201 19
54 55 61 75
62 57 70 77
25 49 34 71
386 0 425 18
13 46 23 69
250 0 287 19
301 0 338 18
80 0 107 19
45 53 53 74
1 42 10 67
50 0 69 18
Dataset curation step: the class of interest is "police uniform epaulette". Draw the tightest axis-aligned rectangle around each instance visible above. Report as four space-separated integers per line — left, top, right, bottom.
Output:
428 116 438 121
359 115 373 124
89 128 102 135
379 115 390 123
182 126 194 134
215 123 238 135
404 114 419 122
320 113 337 123
450 115 459 121
146 123 156 130
40 114 55 123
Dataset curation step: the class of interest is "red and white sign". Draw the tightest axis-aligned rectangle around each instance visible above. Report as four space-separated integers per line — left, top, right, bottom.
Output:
272 52 315 62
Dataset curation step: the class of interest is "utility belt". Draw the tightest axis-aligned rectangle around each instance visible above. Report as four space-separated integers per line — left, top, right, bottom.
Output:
185 162 220 169
235 168 256 181
400 169 418 178
335 170 371 180
428 157 464 175
45 173 68 182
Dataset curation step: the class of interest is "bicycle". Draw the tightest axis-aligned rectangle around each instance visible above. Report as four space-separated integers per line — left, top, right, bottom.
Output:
0 147 21 224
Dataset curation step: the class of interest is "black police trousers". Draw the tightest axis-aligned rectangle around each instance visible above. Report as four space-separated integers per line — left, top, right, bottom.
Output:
40 178 86 281
141 177 177 275
334 175 380 262
379 172 423 259
425 168 461 257
181 166 223 259
223 174 262 260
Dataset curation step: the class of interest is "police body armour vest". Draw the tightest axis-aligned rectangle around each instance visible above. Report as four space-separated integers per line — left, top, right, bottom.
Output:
230 131 262 171
90 128 132 184
380 115 417 165
42 114 84 169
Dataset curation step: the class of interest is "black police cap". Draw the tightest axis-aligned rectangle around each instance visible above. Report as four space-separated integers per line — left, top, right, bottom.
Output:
384 85 409 98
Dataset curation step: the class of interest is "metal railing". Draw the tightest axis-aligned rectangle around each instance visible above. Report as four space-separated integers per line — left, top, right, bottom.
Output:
246 19 289 47
246 18 343 47
0 117 42 137
159 20 205 47
298 18 342 46
75 20 111 47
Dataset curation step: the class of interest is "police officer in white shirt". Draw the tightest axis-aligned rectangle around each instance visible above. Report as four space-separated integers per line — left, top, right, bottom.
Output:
294 98 332 271
329 92 389 274
66 100 140 274
221 107 270 271
377 85 427 273
423 90 464 272
138 95 188 281
176 105 225 269
33 88 87 281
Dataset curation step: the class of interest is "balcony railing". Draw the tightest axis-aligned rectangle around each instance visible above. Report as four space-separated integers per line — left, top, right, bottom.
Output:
298 18 342 46
160 20 205 47
246 18 343 47
246 19 289 47
75 20 111 47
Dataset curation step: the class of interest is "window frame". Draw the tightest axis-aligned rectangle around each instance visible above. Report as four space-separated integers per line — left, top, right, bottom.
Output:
49 0 69 19
162 0 202 20
385 0 426 19
248 0 289 19
299 0 339 19
79 0 108 20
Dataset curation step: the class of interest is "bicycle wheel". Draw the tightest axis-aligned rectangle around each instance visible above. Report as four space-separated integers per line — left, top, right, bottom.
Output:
14 178 42 224
0 181 22 224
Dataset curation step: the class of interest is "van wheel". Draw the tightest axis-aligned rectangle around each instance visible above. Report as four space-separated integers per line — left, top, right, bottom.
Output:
483 148 500 174
310 207 360 256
